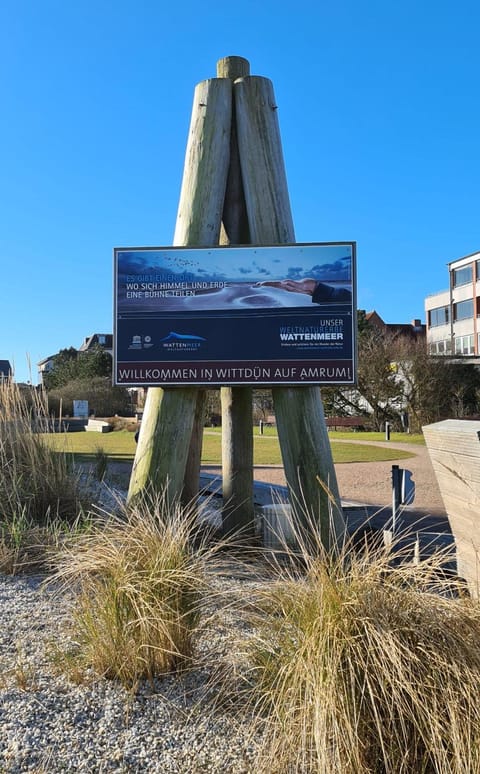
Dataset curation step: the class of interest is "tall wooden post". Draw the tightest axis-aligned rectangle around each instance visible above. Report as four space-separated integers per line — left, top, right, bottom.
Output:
234 74 346 550
217 56 255 538
128 78 232 504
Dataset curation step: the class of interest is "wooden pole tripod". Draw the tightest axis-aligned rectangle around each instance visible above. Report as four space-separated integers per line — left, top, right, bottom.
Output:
128 56 346 551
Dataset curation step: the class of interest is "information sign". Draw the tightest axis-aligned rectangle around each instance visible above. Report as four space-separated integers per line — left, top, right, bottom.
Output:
113 242 356 386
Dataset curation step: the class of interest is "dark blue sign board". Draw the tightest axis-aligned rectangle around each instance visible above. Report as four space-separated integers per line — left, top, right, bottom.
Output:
113 242 357 387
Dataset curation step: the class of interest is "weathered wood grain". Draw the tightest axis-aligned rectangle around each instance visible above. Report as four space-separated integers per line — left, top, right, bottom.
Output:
423 419 480 595
174 78 232 246
234 76 295 245
220 386 254 537
128 78 232 503
216 56 255 537
234 75 345 550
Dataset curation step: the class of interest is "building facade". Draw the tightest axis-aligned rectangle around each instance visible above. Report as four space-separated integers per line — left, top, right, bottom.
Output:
425 251 480 357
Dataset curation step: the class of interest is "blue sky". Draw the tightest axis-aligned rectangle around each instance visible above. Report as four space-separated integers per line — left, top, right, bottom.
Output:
2 0 479 383
116 244 352 282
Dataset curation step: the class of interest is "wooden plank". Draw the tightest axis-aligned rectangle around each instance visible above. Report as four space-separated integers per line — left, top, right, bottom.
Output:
439 497 480 535
424 419 480 596
128 78 232 504
455 545 480 595
423 419 480 454
428 461 480 501
234 75 346 551
428 448 480 486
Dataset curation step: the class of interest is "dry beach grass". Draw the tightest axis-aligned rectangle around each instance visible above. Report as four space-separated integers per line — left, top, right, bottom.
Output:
3 380 480 772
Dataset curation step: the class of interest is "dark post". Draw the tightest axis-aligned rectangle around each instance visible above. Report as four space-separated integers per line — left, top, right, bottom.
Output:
391 464 401 532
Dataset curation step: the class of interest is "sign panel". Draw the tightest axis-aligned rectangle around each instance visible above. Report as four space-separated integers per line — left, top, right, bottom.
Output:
73 400 89 418
113 242 356 386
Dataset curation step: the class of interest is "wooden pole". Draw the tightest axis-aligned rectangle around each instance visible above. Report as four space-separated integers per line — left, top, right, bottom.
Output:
234 75 346 549
216 56 255 538
128 78 232 504
234 77 294 244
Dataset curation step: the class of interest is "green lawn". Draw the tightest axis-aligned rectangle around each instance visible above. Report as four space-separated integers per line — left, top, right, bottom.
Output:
44 428 417 465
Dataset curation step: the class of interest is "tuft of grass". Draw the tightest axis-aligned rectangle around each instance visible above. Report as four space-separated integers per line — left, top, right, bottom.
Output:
240 523 480 773
51 490 220 688
0 642 39 692
93 445 109 481
0 379 90 573
0 379 86 528
0 508 93 575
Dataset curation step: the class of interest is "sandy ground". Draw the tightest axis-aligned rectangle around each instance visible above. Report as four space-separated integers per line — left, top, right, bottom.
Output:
202 440 447 519
110 440 447 520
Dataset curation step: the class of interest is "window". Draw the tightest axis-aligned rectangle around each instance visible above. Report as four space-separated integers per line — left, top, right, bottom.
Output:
455 335 474 355
454 299 474 321
428 306 449 327
98 335 106 345
429 340 452 355
453 265 473 287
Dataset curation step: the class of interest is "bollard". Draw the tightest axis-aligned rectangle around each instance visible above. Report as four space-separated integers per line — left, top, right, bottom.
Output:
385 421 391 441
259 419 264 435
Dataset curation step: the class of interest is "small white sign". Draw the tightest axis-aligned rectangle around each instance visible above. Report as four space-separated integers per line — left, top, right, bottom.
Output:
73 400 89 418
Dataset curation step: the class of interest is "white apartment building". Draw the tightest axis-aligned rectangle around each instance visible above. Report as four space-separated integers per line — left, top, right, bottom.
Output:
425 251 480 357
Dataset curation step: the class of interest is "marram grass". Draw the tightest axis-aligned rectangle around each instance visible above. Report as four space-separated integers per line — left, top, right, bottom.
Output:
0 379 88 572
52 490 220 688
239 522 480 774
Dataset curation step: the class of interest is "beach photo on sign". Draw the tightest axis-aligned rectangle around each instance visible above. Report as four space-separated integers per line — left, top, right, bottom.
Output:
115 243 353 313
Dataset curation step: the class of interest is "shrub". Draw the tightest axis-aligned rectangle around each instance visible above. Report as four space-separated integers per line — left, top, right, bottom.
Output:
52 490 217 688
0 380 85 531
244 532 480 773
47 377 131 418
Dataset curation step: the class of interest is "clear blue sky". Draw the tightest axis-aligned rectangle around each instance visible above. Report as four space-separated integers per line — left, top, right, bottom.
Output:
2 0 479 383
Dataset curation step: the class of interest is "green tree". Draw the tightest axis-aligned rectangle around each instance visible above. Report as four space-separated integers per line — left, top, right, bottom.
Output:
392 337 480 430
44 346 112 390
47 377 130 417
322 312 401 428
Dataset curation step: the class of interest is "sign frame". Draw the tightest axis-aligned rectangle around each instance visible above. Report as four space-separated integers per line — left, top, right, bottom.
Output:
113 242 357 387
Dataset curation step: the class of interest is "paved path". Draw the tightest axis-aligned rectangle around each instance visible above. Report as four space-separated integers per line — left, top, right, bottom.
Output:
202 440 451 539
111 439 450 535
205 441 445 513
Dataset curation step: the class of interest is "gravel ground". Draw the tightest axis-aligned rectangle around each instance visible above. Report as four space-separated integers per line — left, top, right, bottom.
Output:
0 568 262 773
0 440 448 772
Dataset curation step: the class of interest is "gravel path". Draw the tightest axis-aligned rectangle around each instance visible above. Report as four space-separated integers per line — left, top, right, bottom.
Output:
0 571 261 773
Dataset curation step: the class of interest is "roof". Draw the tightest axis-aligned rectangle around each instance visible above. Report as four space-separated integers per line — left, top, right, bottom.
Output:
78 333 113 352
0 360 12 377
365 311 426 339
37 354 57 366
